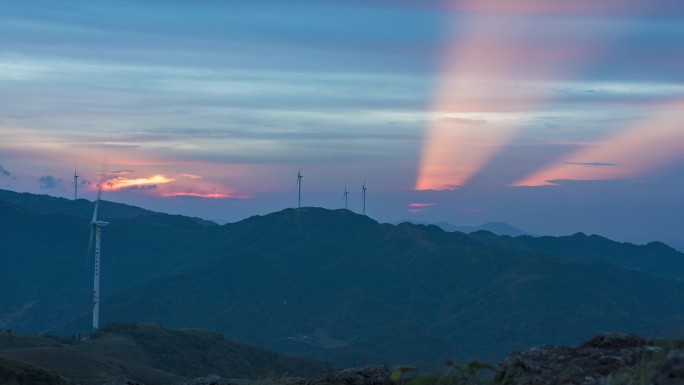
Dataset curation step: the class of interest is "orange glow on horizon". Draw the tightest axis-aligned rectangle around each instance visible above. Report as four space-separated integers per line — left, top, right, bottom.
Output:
96 172 250 199
101 174 175 190
408 203 437 207
162 192 252 199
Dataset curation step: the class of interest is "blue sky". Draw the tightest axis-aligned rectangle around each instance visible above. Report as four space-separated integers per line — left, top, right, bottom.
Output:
1 0 684 249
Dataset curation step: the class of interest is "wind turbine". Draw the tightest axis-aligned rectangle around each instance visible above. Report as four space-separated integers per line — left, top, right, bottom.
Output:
362 178 367 215
343 183 349 210
87 176 108 330
74 168 79 200
296 169 303 209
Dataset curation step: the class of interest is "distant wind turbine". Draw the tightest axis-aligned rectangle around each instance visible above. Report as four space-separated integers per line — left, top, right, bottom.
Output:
74 168 79 200
87 174 108 330
296 169 303 209
362 178 367 216
343 183 349 210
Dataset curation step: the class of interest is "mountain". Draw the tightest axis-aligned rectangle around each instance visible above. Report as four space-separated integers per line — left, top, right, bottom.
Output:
89 209 684 367
398 219 531 236
1 189 684 368
0 195 221 332
0 189 217 225
468 231 684 281
0 325 330 385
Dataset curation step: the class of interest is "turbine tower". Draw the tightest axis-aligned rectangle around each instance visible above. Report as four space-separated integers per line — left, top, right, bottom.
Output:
296 169 303 209
343 183 349 210
74 168 79 200
362 179 367 215
87 179 108 330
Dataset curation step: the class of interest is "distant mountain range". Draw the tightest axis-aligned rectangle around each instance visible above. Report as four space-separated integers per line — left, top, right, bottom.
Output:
1 188 683 368
396 220 531 236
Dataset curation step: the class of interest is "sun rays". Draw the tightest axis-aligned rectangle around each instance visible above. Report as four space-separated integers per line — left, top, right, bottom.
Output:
415 1 684 191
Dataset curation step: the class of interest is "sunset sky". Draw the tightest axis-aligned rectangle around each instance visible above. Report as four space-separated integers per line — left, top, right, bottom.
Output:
1 1 683 248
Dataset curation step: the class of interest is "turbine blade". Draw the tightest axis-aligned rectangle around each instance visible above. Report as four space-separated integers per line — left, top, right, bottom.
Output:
92 199 99 222
92 163 106 222
86 225 94 259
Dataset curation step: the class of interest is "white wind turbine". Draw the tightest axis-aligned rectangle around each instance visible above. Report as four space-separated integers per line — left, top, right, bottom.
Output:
74 168 79 200
362 178 367 215
296 168 303 209
87 176 108 330
343 183 349 210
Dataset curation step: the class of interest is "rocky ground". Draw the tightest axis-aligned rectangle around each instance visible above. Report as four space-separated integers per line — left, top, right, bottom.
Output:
496 333 684 384
6 333 684 385
174 333 684 385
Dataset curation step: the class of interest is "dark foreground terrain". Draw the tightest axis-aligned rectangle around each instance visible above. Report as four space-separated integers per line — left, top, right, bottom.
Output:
0 324 329 385
1 327 682 385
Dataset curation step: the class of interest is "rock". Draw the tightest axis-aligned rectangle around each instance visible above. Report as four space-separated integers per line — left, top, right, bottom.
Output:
579 332 646 350
652 349 684 385
181 375 236 385
495 333 658 385
305 365 391 385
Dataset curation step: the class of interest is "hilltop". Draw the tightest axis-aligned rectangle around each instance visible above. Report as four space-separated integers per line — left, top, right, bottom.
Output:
1 189 684 368
0 324 330 385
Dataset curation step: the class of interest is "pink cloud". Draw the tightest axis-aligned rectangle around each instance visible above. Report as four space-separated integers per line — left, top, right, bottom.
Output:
179 173 203 180
101 175 175 190
162 192 250 199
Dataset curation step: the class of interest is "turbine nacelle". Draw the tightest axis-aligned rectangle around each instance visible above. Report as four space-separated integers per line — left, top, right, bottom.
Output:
91 220 109 227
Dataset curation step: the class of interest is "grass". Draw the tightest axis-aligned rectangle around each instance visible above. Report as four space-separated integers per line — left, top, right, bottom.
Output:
600 344 677 385
0 356 74 385
391 342 683 385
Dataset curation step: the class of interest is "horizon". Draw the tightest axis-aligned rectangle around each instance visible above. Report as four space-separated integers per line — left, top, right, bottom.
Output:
3 186 683 254
1 1 683 249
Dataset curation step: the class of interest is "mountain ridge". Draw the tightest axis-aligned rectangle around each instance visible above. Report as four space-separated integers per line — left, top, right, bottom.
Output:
395 219 531 237
1 189 684 368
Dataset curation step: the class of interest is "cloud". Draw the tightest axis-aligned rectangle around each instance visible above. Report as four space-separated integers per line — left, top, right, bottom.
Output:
108 170 135 175
146 126 421 142
163 192 233 199
440 117 487 126
408 203 438 207
564 162 619 167
103 175 174 190
122 184 158 191
0 164 14 178
179 173 203 179
38 175 62 189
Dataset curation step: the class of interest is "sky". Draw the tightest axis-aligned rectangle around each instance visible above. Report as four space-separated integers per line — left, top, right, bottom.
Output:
1 0 684 248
